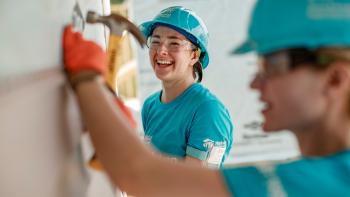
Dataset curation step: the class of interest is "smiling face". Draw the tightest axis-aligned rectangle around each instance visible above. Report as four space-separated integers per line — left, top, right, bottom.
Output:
148 26 199 83
250 61 328 133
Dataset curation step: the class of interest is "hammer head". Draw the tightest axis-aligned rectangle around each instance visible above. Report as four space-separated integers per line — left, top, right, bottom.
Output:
86 11 146 47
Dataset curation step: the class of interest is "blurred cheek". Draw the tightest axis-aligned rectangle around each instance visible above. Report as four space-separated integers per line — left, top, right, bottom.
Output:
148 51 155 66
148 50 154 59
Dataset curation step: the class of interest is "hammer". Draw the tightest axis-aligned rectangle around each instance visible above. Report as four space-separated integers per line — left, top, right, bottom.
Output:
86 10 146 94
86 11 145 171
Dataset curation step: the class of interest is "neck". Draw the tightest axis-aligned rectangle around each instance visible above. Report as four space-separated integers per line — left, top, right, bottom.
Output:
161 77 196 103
295 112 350 157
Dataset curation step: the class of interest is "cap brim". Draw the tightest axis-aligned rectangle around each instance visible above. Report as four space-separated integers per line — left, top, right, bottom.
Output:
230 40 255 55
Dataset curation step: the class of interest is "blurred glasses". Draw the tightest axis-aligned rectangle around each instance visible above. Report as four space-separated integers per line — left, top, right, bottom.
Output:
256 48 340 80
147 36 195 52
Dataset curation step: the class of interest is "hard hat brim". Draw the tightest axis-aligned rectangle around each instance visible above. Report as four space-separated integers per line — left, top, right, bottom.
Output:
139 21 154 38
231 39 255 55
139 20 210 69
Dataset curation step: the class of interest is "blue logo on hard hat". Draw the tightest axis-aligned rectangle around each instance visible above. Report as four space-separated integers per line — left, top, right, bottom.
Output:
139 6 210 69
232 0 350 55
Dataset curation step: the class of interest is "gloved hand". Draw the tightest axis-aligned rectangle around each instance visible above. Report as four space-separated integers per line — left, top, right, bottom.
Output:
63 25 107 87
63 25 138 127
63 25 139 170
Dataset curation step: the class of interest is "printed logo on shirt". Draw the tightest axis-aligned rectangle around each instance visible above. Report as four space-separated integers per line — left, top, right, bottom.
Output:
203 139 227 167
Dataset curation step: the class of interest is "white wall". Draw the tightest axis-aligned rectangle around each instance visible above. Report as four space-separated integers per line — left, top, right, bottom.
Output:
0 0 110 196
133 0 300 165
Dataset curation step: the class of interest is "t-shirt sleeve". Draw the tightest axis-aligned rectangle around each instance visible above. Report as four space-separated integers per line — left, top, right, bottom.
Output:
221 167 268 197
186 100 233 165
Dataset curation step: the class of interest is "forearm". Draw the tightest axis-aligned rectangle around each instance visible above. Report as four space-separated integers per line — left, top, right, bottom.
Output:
75 77 154 191
146 158 230 197
73 78 230 196
62 25 230 196
185 155 206 166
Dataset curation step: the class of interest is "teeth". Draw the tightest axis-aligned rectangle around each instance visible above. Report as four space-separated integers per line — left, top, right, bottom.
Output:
157 60 172 65
263 102 270 110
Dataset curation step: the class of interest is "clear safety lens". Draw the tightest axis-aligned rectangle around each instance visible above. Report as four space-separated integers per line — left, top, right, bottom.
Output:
256 48 330 79
146 36 193 52
257 51 290 79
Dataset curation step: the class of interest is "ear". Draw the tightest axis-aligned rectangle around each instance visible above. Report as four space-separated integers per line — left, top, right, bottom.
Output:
325 62 350 98
190 50 200 66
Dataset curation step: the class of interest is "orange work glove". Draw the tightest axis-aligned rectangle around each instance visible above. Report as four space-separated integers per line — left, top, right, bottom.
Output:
63 25 107 86
62 26 138 170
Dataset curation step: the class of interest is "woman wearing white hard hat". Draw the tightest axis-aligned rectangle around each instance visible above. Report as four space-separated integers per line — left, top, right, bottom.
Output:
139 6 233 167
62 0 350 196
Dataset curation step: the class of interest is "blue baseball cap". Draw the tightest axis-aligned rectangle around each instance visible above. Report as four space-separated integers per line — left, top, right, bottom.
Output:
232 0 350 55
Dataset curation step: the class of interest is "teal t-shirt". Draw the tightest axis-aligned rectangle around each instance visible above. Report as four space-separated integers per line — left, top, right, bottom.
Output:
142 83 233 167
221 150 350 196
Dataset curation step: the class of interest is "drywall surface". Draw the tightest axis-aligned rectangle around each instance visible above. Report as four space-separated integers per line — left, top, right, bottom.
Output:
0 0 109 196
0 0 108 78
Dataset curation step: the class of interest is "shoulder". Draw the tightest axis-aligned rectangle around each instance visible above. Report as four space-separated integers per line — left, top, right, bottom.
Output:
197 100 228 114
143 91 161 106
142 91 161 113
144 91 161 103
191 84 227 109
190 85 232 124
191 97 233 135
221 160 288 196
195 95 230 118
220 163 274 197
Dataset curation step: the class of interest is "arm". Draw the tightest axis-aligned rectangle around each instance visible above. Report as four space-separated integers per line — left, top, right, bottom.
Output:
75 77 230 197
187 100 233 167
63 26 231 197
185 155 205 165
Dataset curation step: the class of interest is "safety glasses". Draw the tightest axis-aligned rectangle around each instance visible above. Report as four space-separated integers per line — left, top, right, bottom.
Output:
257 48 337 79
146 36 196 52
